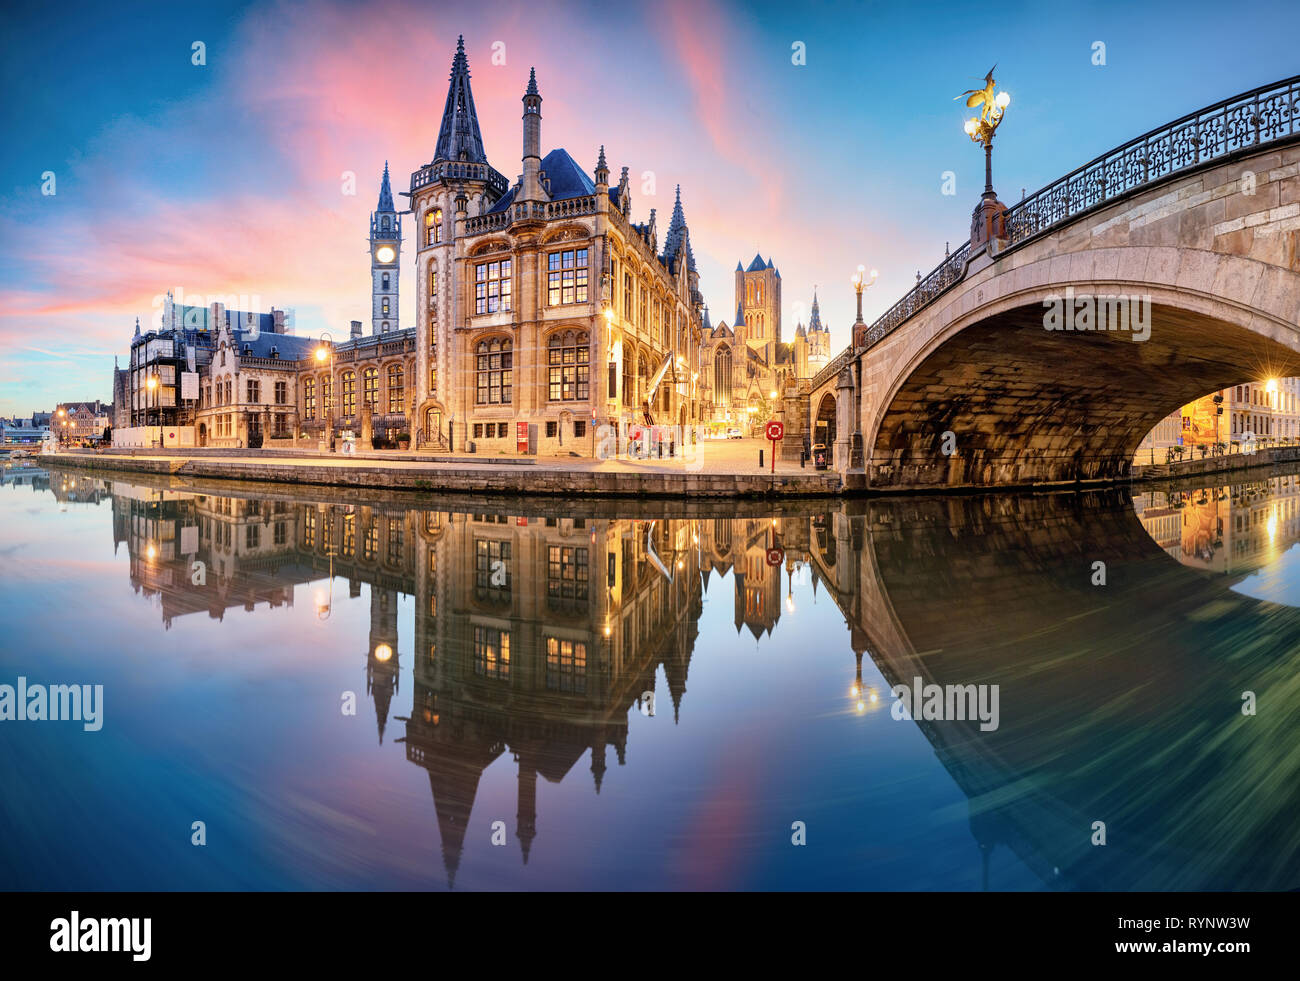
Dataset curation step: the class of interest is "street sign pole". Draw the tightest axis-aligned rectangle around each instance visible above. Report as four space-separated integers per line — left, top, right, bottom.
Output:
765 420 784 474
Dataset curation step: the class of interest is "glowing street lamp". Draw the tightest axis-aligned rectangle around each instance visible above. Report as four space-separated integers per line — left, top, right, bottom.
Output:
960 66 1011 195
959 67 1011 247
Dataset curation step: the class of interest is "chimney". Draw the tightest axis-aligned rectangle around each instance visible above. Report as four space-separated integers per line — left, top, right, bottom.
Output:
351 320 362 338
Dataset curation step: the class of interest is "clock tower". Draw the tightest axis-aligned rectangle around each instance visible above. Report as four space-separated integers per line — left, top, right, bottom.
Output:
370 162 401 334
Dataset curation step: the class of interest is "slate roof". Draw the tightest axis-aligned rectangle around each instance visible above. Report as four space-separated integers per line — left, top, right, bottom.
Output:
376 162 395 213
434 36 489 165
232 330 318 361
488 148 596 214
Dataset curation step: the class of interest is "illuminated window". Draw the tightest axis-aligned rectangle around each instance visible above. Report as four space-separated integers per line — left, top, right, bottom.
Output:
426 209 442 246
473 626 510 681
474 259 512 314
545 637 587 693
548 331 590 401
476 338 513 404
387 364 404 413
475 539 511 598
363 367 378 408
341 371 356 417
547 545 588 611
303 378 315 420
341 514 355 557
547 248 589 305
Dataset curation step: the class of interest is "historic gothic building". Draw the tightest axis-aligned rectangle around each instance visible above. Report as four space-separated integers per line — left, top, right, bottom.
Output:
407 38 706 454
699 257 830 432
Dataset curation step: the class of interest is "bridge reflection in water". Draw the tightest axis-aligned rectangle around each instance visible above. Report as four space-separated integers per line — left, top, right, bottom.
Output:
33 465 1300 890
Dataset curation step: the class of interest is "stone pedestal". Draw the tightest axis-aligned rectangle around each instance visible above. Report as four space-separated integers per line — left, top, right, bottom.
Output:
970 193 1008 250
361 404 373 446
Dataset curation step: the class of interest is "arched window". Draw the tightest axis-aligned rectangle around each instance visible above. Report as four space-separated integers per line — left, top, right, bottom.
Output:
341 370 356 417
363 366 379 408
382 215 390 231
426 209 442 245
303 378 315 420
475 338 512 405
387 364 404 413
321 376 333 414
622 351 634 407
714 346 732 407
548 331 590 401
382 272 390 290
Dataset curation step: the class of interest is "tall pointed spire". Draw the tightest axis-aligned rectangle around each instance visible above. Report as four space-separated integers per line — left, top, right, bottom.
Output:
809 288 823 332
434 36 488 165
660 185 695 272
376 161 394 212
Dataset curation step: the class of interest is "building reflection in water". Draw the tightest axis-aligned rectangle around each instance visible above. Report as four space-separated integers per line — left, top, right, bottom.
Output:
32 464 1300 891
1134 473 1300 575
97 477 810 885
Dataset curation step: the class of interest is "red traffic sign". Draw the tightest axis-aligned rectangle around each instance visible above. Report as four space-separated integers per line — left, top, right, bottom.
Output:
766 547 784 567
765 420 784 442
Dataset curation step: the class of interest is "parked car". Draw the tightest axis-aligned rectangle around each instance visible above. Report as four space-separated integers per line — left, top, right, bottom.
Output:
726 428 743 439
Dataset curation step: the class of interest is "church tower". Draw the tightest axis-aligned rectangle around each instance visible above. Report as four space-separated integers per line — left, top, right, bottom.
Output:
735 254 782 365
370 162 401 334
410 36 509 450
807 289 830 375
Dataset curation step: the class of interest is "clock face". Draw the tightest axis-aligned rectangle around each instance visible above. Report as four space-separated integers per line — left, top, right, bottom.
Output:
375 245 396 264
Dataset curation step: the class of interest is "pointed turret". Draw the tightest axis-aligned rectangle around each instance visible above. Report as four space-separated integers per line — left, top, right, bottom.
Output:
519 67 545 203
809 289 823 332
594 145 609 187
702 305 711 332
376 161 394 212
434 36 489 165
660 184 696 273
616 166 631 215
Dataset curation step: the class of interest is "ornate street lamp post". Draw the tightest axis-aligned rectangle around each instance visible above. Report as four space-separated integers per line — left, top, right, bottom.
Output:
850 265 878 349
959 66 1012 248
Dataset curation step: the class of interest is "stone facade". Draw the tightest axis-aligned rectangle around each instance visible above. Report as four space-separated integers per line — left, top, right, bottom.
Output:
408 40 705 457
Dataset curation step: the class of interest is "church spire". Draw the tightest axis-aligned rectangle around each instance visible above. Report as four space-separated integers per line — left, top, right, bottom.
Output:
660 185 695 272
809 289 823 332
434 35 488 165
376 160 394 213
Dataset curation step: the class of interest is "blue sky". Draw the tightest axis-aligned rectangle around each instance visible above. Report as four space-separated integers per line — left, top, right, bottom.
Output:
2 0 1297 414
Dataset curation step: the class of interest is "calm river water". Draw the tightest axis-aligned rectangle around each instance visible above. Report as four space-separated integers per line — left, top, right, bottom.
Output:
1 461 1298 890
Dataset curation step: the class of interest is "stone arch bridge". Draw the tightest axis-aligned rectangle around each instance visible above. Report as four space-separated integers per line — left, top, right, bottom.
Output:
808 76 1300 490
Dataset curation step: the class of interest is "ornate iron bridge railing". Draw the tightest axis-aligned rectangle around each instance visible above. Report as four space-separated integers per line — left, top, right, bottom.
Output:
810 74 1300 386
1004 74 1300 247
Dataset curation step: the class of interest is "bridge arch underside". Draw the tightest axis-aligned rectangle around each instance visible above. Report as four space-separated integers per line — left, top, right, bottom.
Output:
870 301 1300 489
